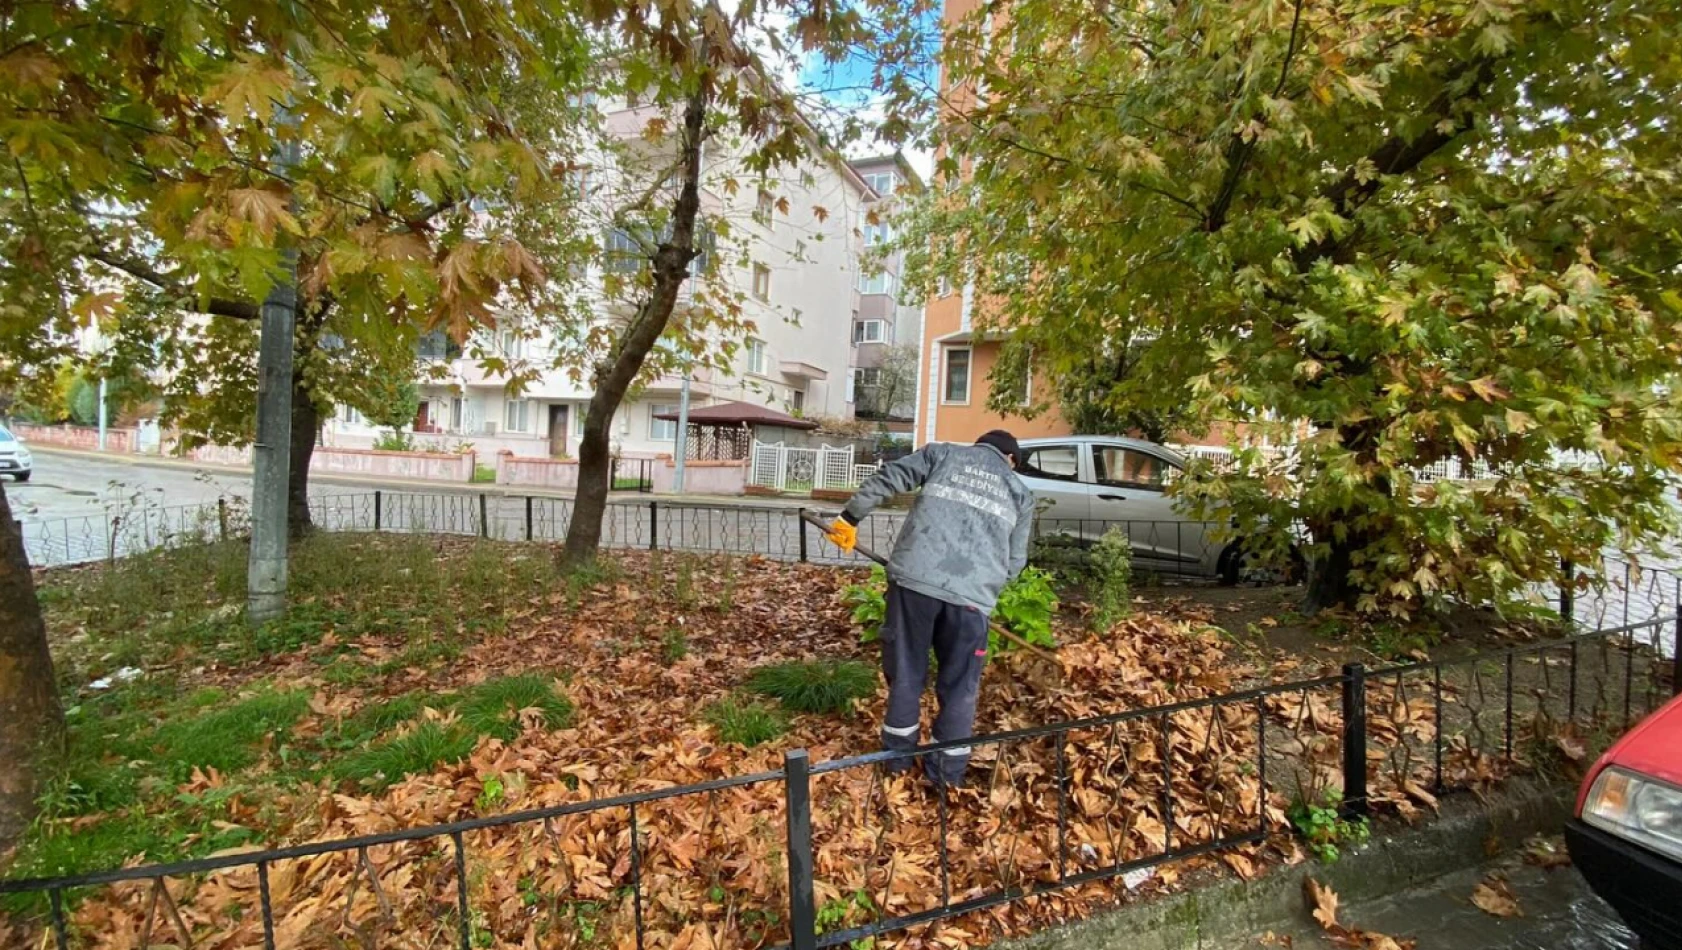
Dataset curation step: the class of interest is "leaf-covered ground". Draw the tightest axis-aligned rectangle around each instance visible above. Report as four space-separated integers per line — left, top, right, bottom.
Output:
0 533 1634 949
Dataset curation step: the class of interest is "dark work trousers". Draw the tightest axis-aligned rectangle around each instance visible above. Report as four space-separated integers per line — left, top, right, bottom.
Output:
879 582 990 785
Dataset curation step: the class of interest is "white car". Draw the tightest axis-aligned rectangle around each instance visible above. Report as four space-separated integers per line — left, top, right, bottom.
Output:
0 424 32 482
1015 435 1292 583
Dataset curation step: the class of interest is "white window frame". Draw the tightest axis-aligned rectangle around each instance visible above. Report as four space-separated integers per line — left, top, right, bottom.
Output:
504 398 532 433
858 270 892 295
941 346 972 405
746 338 767 376
756 188 775 224
864 222 892 247
937 275 953 298
853 319 886 344
865 172 896 195
752 264 771 301
649 403 678 441
497 329 524 359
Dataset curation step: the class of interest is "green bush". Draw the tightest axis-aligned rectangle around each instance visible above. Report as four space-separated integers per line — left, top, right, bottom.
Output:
704 697 788 747
993 567 1059 652
373 430 416 452
746 660 876 715
1088 527 1134 632
843 563 1059 654
842 565 888 643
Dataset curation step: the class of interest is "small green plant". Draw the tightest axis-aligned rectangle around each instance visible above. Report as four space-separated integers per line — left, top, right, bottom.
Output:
704 697 789 747
993 566 1059 652
715 557 739 613
815 889 876 938
674 556 699 610
746 660 877 715
373 430 416 452
475 775 506 812
1087 526 1134 633
843 565 888 643
660 629 689 665
1288 790 1371 863
471 464 496 484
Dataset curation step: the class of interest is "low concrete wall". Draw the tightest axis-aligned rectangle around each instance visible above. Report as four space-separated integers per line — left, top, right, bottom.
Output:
310 447 475 482
1000 779 1573 950
12 423 137 453
650 459 748 495
497 452 583 490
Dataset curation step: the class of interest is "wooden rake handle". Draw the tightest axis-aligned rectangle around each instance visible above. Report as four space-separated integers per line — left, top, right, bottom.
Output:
800 511 1058 663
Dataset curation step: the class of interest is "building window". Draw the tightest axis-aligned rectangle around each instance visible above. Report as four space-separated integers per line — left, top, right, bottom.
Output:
858 270 892 295
864 172 896 195
746 338 767 375
339 404 364 426
942 347 971 404
497 329 524 358
864 222 892 246
853 320 886 344
650 404 678 441
752 264 771 301
450 397 464 431
757 188 775 222
504 399 531 433
604 227 646 274
937 275 952 297
791 389 805 414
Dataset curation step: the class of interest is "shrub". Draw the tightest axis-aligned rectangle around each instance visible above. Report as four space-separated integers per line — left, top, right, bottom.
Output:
704 697 788 747
747 660 876 715
843 563 1059 654
993 567 1059 652
1088 527 1134 633
842 565 888 643
373 430 416 452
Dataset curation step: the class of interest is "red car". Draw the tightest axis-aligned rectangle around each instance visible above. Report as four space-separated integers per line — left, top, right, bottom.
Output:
1567 691 1682 949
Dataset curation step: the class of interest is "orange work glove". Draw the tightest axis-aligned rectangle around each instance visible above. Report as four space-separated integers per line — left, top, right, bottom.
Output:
825 518 858 553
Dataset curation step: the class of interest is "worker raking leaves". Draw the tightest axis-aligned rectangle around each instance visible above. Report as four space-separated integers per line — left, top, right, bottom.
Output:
825 430 1037 787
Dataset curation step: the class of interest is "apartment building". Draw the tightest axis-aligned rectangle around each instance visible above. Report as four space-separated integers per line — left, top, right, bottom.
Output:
847 153 924 429
326 85 874 459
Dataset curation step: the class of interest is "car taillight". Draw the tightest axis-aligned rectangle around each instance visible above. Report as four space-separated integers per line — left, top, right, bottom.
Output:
1583 766 1682 862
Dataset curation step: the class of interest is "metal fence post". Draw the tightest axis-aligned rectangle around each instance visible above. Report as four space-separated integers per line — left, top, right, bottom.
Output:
374 491 383 532
217 498 229 541
797 507 808 563
649 501 659 551
525 496 534 542
1340 663 1369 819
1559 559 1575 627
783 750 818 950
479 493 489 539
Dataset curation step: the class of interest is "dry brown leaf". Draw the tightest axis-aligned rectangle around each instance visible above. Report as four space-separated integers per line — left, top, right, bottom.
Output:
1522 836 1572 870
1305 878 1340 931
1471 877 1522 918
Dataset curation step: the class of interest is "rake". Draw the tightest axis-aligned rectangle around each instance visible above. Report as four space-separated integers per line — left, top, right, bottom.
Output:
800 511 1060 665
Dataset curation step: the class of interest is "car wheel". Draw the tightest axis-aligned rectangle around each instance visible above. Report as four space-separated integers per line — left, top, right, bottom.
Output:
13 471 27 483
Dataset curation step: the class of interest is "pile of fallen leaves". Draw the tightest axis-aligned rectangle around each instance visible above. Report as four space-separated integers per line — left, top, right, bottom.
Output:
0 546 1573 949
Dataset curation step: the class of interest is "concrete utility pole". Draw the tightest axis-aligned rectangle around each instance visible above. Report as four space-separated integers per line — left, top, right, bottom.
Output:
247 130 302 624
96 378 107 451
673 367 692 492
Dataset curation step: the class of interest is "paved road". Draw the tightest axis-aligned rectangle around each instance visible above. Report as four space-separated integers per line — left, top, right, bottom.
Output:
1223 853 1638 950
4 452 265 522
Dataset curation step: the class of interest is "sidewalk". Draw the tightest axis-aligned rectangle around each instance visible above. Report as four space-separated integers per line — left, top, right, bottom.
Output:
28 446 818 509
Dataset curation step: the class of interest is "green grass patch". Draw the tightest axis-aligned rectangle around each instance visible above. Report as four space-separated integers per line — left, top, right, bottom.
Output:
660 629 689 665
144 689 309 783
704 697 789 747
333 721 479 789
746 660 876 715
458 675 573 739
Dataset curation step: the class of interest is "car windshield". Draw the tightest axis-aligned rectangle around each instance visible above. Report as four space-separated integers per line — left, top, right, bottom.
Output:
0 427 14 443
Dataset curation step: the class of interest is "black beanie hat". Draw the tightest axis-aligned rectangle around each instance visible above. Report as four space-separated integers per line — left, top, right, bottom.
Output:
976 429 1020 463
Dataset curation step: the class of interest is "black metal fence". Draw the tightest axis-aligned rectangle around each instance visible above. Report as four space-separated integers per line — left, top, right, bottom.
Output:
2 614 1676 948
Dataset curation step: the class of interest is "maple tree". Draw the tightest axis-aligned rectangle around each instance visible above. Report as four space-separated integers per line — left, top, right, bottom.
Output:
0 0 597 848
556 0 929 564
901 0 1682 614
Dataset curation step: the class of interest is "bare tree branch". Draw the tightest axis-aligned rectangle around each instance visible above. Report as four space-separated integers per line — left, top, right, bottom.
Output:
87 251 261 320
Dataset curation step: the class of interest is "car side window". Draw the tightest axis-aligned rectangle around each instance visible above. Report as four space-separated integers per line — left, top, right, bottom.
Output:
1095 447 1175 490
1019 445 1081 483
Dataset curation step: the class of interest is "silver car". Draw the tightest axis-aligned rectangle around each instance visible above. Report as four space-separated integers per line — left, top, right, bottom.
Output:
0 425 31 482
1015 435 1262 582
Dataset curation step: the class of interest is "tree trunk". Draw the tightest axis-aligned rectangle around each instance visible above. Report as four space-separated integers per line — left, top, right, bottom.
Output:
0 479 64 855
1301 421 1391 614
288 370 319 541
562 74 712 567
1303 526 1361 614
